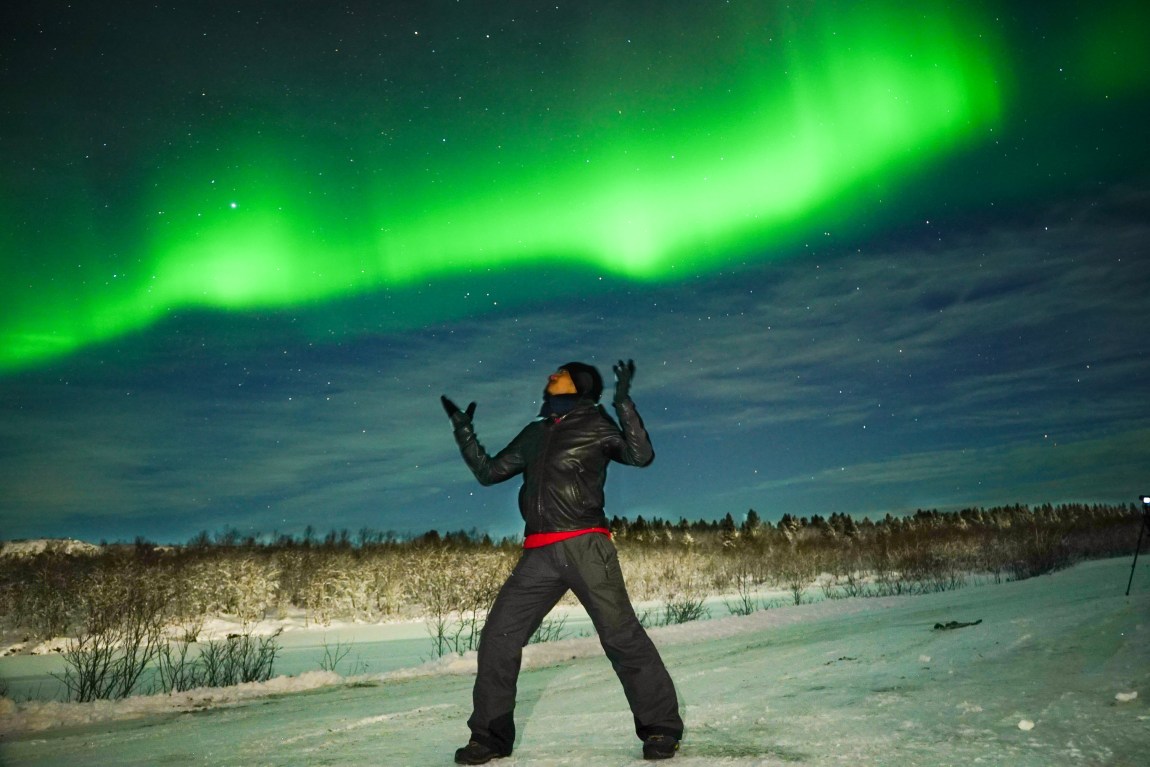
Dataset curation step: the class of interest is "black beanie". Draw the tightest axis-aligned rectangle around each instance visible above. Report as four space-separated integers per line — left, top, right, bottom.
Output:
561 361 603 401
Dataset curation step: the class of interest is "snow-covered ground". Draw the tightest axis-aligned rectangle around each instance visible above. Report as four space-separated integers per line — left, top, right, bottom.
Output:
1 557 1147 766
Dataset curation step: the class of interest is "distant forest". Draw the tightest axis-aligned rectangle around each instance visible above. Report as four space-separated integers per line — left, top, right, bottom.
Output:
162 501 1142 555
1 502 1142 647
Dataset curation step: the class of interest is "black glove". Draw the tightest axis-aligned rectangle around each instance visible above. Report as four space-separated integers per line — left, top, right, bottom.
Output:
440 395 476 425
612 359 636 404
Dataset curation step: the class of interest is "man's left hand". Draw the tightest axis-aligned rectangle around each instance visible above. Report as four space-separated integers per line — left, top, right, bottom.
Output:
612 359 636 404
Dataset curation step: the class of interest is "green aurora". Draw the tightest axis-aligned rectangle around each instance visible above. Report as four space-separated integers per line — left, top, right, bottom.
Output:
2 1 1142 373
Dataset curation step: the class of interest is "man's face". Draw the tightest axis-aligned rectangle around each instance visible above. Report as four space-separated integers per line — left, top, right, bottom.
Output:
546 369 578 395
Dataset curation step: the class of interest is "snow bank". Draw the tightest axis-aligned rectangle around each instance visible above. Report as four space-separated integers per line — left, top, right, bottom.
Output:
0 671 344 734
0 591 889 735
0 539 100 558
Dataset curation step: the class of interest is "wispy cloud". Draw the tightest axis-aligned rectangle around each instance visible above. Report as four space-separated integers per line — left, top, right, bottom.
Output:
2 194 1147 540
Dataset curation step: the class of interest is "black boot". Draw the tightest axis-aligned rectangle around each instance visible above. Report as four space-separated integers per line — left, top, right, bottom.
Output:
643 734 679 760
454 740 510 765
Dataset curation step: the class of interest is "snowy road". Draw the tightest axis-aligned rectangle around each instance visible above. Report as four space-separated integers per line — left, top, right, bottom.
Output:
2 558 1148 766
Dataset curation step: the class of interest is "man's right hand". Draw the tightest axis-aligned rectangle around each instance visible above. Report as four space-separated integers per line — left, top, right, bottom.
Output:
440 395 477 425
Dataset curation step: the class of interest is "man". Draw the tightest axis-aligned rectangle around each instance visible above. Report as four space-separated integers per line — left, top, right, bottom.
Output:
441 360 684 763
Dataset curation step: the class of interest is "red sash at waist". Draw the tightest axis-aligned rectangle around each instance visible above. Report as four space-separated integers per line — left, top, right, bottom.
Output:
523 527 611 549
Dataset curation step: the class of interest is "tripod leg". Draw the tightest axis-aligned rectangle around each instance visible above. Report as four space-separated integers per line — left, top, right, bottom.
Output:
1126 516 1149 596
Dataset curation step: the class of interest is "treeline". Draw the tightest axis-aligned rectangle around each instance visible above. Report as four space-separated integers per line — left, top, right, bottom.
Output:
179 524 506 552
607 502 1140 548
609 502 1141 605
0 503 1141 645
151 501 1144 553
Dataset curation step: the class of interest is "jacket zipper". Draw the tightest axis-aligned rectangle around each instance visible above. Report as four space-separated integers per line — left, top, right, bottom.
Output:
535 418 557 531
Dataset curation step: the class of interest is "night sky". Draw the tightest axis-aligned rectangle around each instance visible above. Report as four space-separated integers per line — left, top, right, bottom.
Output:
2 1 1148 544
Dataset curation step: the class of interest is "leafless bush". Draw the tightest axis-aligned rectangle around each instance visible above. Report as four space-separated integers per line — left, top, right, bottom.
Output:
820 571 868 600
154 636 200 693
725 569 762 616
0 552 90 639
296 552 366 626
655 557 712 624
418 549 513 657
530 613 569 644
154 629 282 692
1007 523 1073 580
888 542 967 595
661 592 711 624
196 630 282 687
770 546 819 606
54 556 171 702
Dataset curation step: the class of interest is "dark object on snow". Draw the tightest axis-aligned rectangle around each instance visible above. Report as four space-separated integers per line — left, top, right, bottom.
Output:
933 619 983 630
1125 494 1150 595
454 739 510 765
643 734 680 760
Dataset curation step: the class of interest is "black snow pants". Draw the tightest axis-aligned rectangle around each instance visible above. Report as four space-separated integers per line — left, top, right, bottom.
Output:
467 533 683 754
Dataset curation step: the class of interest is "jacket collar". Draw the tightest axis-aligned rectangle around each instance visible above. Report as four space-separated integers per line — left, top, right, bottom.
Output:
538 395 597 423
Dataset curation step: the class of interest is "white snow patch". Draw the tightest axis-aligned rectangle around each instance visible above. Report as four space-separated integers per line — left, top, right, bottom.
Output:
0 539 100 558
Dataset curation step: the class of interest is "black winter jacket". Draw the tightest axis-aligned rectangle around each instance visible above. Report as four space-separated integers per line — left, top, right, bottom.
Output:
450 398 654 535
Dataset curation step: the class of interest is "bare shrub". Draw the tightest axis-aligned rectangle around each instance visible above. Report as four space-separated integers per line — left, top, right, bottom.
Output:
844 571 869 597
0 552 87 639
55 556 171 702
297 552 365 626
154 636 200 693
318 637 369 676
1008 523 1073 580
893 542 954 594
614 545 664 602
418 548 512 657
154 629 282 692
772 546 818 606
725 569 761 616
530 613 569 644
195 630 282 687
661 591 711 624
180 553 278 626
